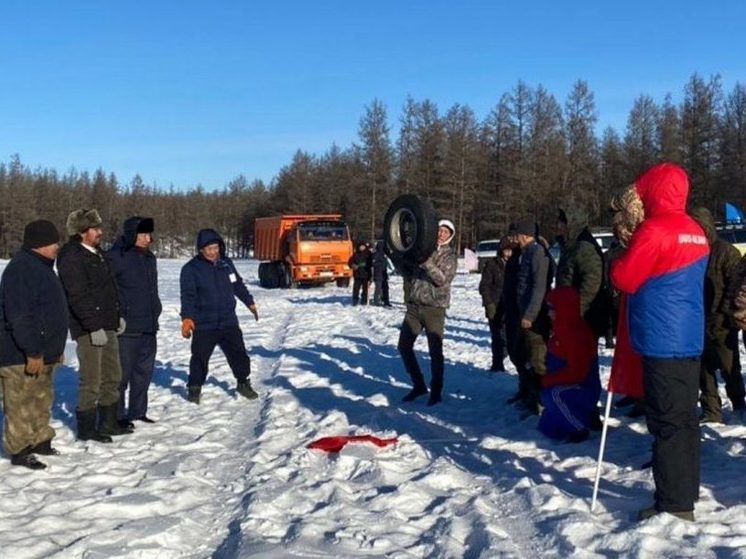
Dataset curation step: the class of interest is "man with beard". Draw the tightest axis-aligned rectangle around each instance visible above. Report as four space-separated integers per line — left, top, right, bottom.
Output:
58 209 132 442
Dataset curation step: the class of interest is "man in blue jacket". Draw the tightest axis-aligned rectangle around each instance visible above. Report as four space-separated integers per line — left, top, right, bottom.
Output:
180 229 259 404
108 216 162 425
0 220 68 469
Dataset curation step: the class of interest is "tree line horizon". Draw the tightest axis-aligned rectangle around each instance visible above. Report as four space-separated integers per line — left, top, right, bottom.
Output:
1 73 744 258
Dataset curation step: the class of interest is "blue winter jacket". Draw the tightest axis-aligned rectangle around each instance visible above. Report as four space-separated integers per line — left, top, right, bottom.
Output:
180 229 254 331
108 216 162 335
0 249 69 366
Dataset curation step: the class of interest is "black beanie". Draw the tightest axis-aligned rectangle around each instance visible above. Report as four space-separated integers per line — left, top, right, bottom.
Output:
23 220 60 249
136 217 155 234
514 219 537 237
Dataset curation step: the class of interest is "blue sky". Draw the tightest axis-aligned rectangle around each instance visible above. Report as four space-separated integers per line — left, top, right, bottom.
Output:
1 1 744 190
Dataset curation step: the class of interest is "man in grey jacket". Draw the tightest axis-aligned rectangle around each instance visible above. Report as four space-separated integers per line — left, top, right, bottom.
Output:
398 219 459 406
515 219 554 414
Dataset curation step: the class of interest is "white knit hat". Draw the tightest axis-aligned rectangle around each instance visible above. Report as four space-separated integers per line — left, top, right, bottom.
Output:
438 219 455 243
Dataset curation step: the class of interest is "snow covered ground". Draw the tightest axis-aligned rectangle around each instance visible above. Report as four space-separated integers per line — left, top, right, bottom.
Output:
1 258 746 558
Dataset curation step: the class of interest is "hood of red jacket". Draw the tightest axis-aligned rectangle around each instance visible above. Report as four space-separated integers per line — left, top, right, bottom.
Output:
634 162 690 218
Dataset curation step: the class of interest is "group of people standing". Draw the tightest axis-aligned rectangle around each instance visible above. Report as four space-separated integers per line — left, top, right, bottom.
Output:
347 240 390 307
0 211 259 470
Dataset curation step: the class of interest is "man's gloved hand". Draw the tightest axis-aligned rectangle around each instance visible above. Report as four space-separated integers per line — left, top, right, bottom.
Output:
248 304 259 322
25 355 44 376
485 303 497 321
181 318 195 339
90 329 108 346
116 317 127 335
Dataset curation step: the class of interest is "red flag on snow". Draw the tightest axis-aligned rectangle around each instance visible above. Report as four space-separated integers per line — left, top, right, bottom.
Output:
607 295 644 398
307 435 399 453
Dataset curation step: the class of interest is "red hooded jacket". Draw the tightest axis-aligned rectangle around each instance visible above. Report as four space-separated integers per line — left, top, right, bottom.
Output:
543 287 597 388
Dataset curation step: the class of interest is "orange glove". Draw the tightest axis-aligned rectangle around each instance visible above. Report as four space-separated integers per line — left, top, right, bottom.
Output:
181 318 195 339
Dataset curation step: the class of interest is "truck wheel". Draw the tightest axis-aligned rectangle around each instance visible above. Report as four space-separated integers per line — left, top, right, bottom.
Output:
336 277 350 288
279 262 295 288
383 194 438 264
258 262 270 288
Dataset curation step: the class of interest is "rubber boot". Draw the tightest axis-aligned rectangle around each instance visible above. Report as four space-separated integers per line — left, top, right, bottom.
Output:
98 403 134 436
76 408 113 443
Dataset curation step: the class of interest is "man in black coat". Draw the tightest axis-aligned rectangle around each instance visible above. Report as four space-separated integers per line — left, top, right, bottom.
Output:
479 237 511 372
0 220 68 469
372 241 391 307
108 216 162 425
57 209 131 442
348 242 373 306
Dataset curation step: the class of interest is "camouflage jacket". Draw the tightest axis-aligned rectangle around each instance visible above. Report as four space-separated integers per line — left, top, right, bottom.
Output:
408 244 458 308
729 252 746 331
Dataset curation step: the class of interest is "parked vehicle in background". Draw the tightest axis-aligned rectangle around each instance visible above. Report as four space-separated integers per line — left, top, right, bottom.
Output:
475 239 501 272
254 214 354 288
717 226 746 255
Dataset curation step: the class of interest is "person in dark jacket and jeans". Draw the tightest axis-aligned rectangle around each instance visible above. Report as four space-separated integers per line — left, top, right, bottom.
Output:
372 241 391 307
479 237 511 372
180 229 259 404
349 242 373 306
0 220 68 469
57 209 131 442
108 216 162 425
515 219 555 415
502 226 527 402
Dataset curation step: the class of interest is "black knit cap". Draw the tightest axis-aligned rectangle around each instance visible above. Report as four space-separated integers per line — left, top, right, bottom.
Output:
136 217 154 234
514 219 537 237
23 220 60 249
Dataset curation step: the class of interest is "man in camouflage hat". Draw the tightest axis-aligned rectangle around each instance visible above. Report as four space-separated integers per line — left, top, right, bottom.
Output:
0 220 68 469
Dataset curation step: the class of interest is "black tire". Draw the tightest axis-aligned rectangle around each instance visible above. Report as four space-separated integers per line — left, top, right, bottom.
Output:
279 262 295 289
336 277 350 288
383 194 438 264
258 262 270 288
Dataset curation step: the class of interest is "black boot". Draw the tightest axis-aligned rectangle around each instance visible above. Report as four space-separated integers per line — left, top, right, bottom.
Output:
98 404 134 436
76 409 113 443
236 380 258 400
11 448 46 470
118 418 135 429
402 385 428 402
30 439 60 456
187 385 202 404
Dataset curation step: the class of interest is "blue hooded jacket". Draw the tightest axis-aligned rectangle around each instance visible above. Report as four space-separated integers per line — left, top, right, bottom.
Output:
180 229 254 331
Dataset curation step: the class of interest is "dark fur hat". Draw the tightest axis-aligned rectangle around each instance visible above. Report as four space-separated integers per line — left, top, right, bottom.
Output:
66 209 103 236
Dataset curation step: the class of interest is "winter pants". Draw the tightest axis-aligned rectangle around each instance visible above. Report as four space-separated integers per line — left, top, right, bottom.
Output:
76 331 122 412
517 318 549 406
538 371 601 440
373 270 390 306
398 304 446 397
504 312 526 378
0 364 56 455
699 330 745 419
487 311 506 369
188 326 250 387
117 334 157 420
643 356 701 513
352 278 370 305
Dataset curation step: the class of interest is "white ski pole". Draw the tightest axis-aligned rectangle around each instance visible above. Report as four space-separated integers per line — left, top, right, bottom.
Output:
591 390 614 512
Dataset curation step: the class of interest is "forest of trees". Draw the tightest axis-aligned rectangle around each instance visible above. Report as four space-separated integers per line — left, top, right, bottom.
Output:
2 74 745 258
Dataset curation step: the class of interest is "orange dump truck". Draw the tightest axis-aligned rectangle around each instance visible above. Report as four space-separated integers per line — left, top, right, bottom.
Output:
254 214 354 288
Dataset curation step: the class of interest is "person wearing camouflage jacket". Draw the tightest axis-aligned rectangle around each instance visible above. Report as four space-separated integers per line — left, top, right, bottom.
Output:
691 207 745 423
555 208 609 338
398 219 458 406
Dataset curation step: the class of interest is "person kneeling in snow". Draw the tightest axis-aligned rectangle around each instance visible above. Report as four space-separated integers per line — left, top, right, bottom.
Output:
537 286 601 443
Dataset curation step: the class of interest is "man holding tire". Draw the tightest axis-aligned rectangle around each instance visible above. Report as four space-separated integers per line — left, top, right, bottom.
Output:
398 219 458 406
